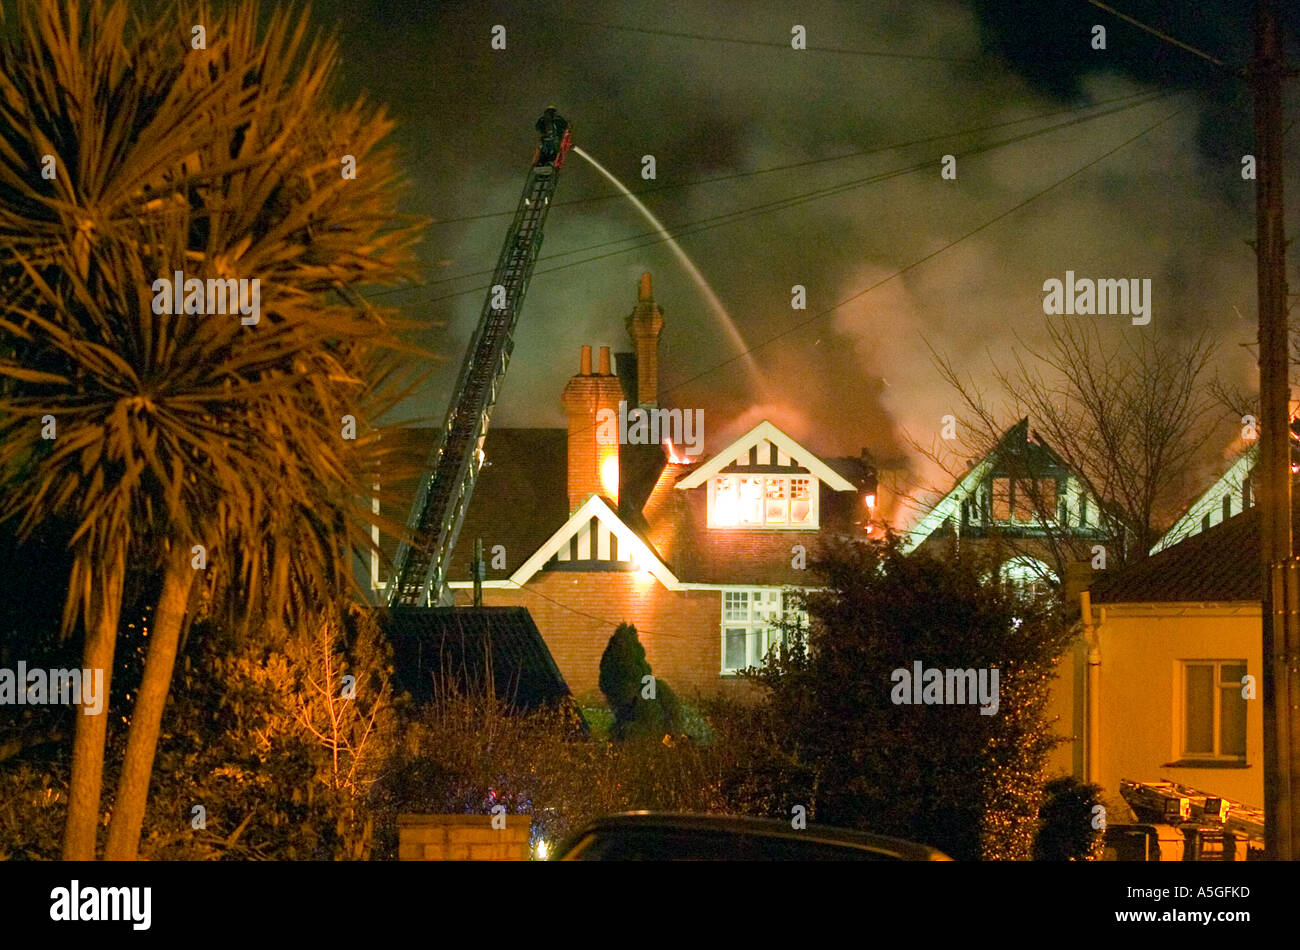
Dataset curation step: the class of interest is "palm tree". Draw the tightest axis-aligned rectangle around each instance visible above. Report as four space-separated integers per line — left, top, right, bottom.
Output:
0 0 425 858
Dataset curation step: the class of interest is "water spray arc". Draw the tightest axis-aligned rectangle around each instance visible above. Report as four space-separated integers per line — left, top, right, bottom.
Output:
571 145 762 390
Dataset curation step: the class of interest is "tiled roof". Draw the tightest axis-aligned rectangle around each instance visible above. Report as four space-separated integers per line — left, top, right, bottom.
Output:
1088 503 1300 604
446 428 570 584
381 606 577 714
383 425 869 589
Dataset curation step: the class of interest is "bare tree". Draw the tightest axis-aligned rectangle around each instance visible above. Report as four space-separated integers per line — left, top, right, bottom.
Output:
913 319 1223 583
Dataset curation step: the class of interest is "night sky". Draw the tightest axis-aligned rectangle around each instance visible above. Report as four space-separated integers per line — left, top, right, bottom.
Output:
223 1 1300 519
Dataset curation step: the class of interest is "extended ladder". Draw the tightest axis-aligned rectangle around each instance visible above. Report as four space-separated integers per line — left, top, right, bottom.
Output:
388 162 561 606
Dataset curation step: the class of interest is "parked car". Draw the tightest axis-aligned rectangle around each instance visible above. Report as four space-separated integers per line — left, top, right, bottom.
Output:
552 812 953 860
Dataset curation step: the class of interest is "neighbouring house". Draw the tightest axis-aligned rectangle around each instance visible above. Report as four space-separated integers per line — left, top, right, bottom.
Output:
372 274 879 698
1070 503 1275 818
1151 419 1300 555
901 418 1110 595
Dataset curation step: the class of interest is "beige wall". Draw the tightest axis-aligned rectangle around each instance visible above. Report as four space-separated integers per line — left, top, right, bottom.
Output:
1089 604 1263 814
1044 637 1086 780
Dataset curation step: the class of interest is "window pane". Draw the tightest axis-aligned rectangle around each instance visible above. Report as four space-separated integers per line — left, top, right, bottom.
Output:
764 478 788 524
1039 479 1057 516
992 478 1011 521
714 476 740 525
724 628 746 669
1185 665 1214 755
724 591 748 621
1013 480 1034 522
740 477 763 525
1220 663 1246 687
1220 684 1247 757
790 478 813 524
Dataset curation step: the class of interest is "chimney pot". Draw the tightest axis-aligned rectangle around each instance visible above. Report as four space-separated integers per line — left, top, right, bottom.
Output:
598 346 611 375
579 345 592 376
627 274 664 408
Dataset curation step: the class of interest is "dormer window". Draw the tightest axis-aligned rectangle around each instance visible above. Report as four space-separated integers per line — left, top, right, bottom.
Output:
989 477 1058 525
709 474 817 528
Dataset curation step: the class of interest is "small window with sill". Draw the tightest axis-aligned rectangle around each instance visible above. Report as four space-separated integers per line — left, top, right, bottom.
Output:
1181 660 1247 762
710 474 817 528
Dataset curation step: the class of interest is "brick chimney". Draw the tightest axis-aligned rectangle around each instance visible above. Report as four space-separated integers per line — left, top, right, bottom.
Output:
626 272 664 408
561 344 623 513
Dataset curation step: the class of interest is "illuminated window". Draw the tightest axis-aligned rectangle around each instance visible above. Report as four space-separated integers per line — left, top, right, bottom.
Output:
1012 480 1034 522
1182 661 1247 760
998 556 1056 599
721 588 806 674
765 477 787 523
790 478 813 524
710 475 817 528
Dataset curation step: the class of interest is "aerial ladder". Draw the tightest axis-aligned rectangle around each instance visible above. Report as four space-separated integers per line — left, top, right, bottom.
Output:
388 115 572 607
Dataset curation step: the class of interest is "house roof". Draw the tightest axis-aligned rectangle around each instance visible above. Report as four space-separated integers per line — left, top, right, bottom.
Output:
381 606 575 711
902 418 1081 552
1088 502 1300 604
446 428 570 583
674 420 857 491
1152 423 1300 555
383 419 868 590
505 493 681 588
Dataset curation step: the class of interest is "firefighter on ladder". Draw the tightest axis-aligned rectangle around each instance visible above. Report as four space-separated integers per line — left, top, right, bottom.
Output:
534 105 571 167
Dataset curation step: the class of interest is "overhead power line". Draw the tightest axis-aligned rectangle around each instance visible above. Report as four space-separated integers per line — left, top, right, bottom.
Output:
430 89 1165 227
552 17 981 64
368 90 1174 304
1087 0 1232 70
650 101 1193 405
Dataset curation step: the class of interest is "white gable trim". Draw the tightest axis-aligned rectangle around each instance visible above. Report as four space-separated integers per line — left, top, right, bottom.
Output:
900 459 992 554
508 494 681 589
674 420 856 491
1151 445 1256 555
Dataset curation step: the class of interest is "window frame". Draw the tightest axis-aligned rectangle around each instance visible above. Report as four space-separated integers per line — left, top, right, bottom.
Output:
719 587 807 675
1178 659 1248 762
708 474 819 529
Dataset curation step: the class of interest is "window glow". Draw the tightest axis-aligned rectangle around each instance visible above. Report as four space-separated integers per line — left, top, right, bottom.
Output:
713 474 815 527
600 453 620 497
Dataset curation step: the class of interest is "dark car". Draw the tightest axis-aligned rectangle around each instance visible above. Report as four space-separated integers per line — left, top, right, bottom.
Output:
552 812 953 861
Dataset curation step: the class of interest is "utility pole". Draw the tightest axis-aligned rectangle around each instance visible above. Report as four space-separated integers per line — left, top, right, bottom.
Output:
1252 0 1299 861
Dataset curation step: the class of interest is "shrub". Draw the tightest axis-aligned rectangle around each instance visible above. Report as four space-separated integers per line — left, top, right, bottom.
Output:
598 623 683 741
1033 777 1106 861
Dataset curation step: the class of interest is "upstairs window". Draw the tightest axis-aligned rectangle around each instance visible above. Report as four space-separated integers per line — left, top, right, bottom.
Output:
990 477 1057 525
710 474 817 528
992 478 1012 522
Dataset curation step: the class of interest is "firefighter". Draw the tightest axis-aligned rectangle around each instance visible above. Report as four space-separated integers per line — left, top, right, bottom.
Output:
535 105 568 166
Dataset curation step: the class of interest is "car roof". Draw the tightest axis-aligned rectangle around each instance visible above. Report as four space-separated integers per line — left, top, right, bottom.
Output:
558 812 953 860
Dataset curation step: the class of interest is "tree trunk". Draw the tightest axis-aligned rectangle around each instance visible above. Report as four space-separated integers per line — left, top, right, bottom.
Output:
61 562 125 860
103 553 196 860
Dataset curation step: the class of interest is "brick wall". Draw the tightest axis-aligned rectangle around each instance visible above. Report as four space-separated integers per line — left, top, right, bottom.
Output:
455 572 757 701
397 814 532 860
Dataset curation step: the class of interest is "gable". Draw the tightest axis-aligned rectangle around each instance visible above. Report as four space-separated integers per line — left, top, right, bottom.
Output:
504 494 681 589
901 458 992 553
901 418 1104 552
1152 446 1255 555
674 420 856 491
